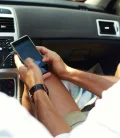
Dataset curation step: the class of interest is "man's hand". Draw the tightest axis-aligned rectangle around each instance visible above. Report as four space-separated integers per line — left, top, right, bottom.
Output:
37 46 72 79
14 54 72 136
14 55 44 89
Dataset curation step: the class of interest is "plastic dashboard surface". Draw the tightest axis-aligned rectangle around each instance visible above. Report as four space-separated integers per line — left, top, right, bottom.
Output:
2 4 119 40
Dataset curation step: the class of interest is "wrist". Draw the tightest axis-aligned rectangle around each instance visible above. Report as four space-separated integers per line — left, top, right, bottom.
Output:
33 90 47 102
62 66 75 80
28 83 43 90
28 80 44 89
29 84 49 103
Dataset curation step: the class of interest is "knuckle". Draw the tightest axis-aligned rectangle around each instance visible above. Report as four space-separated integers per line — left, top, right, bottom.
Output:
29 63 34 68
26 57 31 62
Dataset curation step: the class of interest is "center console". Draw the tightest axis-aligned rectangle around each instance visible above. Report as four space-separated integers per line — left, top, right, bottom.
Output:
0 7 19 99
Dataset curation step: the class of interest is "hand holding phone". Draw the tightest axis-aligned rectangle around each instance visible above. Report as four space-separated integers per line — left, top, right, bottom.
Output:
11 35 50 74
14 55 44 89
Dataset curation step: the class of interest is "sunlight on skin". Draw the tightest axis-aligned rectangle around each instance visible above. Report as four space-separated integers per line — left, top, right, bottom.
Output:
14 54 24 69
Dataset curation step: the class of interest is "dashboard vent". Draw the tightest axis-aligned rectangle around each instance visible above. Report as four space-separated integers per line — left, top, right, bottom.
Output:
0 17 15 32
96 19 120 37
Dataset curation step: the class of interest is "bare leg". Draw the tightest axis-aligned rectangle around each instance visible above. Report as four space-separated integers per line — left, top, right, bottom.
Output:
44 73 80 117
22 73 80 117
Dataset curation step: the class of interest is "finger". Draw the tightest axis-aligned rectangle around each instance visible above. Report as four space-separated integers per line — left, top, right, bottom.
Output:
14 54 24 69
43 72 51 80
25 58 35 68
19 66 27 77
36 46 50 55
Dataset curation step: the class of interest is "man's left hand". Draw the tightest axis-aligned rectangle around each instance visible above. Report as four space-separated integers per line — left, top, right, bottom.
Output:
14 55 44 89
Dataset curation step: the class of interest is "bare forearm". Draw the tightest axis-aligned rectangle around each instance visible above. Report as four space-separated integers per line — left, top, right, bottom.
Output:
101 76 119 83
33 90 71 136
65 68 115 97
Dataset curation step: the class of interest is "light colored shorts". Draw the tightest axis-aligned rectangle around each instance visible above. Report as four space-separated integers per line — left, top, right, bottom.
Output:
64 111 87 128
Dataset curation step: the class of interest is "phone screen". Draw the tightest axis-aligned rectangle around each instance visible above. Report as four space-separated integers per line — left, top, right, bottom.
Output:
11 36 50 74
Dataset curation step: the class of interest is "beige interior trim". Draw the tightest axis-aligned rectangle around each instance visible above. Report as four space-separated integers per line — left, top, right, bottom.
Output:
116 0 120 15
85 0 111 8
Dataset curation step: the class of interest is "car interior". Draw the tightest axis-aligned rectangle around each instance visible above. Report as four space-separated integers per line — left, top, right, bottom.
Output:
0 0 120 102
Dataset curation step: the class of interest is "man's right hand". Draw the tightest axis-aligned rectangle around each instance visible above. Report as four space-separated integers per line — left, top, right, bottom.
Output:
37 46 72 79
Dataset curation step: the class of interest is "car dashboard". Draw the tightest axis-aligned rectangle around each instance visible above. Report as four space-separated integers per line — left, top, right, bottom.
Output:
0 0 120 100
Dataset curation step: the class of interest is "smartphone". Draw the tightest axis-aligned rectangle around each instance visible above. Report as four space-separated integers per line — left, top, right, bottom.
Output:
10 35 50 74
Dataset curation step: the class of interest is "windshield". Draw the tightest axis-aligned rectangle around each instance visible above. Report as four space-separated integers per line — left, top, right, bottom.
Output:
1 0 107 8
21 0 85 2
64 0 85 1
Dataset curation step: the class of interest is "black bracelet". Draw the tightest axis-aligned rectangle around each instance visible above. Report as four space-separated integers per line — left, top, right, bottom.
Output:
29 84 49 103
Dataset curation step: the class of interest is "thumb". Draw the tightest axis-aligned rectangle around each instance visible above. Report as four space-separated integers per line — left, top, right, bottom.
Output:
42 55 50 62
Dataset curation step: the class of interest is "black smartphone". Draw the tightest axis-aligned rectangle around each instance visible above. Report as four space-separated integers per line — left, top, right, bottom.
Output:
10 35 50 74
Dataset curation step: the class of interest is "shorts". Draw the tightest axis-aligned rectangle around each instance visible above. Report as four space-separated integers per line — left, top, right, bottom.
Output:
64 111 87 128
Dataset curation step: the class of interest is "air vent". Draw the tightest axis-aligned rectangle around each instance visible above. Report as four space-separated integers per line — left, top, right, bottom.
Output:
98 21 116 35
0 17 15 32
96 19 120 37
0 8 12 14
